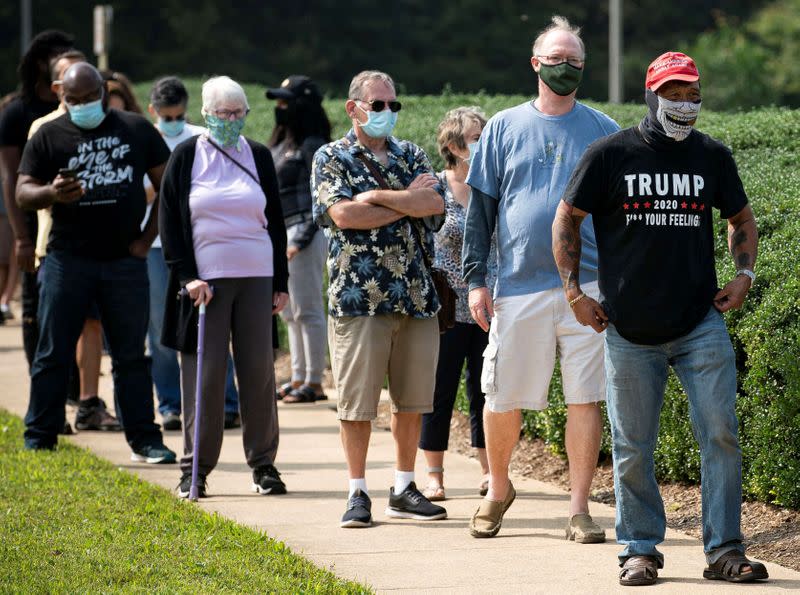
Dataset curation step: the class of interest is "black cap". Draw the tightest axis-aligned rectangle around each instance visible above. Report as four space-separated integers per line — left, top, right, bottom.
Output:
265 75 322 101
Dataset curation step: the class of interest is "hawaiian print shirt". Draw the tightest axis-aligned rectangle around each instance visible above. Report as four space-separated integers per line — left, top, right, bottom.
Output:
312 129 445 318
433 172 498 324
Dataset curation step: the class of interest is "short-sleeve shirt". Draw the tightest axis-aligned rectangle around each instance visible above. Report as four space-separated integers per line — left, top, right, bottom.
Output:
466 100 619 298
312 129 444 318
19 109 170 260
434 172 497 324
562 125 749 344
0 96 59 151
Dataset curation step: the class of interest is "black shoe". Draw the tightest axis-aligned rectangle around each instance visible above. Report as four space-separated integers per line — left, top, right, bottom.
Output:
386 481 447 521
177 471 207 498
224 412 241 429
75 396 122 431
341 489 372 528
162 413 182 431
252 464 287 495
60 421 74 435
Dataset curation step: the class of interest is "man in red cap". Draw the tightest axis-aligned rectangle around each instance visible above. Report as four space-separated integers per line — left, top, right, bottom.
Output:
551 51 768 586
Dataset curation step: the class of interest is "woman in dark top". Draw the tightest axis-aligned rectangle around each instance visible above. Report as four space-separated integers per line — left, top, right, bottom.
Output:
160 76 289 498
265 75 331 403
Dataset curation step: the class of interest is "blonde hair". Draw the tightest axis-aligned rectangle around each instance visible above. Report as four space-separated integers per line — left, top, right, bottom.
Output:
437 106 487 169
201 76 249 113
348 70 395 100
532 15 585 57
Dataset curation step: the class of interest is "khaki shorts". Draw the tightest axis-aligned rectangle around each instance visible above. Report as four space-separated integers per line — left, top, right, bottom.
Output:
328 313 439 421
481 281 606 413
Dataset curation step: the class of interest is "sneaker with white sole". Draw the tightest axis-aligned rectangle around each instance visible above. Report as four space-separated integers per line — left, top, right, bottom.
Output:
251 464 287 495
177 471 207 498
385 481 447 521
341 489 372 528
131 443 177 464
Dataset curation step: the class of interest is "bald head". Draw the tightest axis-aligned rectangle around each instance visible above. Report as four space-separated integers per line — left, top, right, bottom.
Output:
62 62 105 107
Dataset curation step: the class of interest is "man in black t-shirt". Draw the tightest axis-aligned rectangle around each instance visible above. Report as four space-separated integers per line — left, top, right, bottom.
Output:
552 53 767 586
17 63 175 463
0 30 74 367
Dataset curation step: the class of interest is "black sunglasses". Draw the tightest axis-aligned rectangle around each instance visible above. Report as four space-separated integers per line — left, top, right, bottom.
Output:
357 99 402 113
159 114 186 122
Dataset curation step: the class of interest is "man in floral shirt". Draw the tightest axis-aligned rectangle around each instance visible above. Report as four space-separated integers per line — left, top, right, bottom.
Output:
312 70 447 528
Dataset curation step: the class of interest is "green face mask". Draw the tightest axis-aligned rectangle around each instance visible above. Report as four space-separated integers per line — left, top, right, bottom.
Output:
538 62 584 96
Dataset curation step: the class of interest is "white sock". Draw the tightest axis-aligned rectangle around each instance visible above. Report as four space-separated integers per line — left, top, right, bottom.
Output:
394 470 415 494
348 478 368 497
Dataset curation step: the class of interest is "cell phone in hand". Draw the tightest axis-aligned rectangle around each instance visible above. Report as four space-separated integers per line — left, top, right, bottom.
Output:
58 167 77 178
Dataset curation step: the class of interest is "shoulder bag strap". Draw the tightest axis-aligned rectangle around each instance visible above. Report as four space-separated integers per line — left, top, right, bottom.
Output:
355 152 433 270
205 136 260 186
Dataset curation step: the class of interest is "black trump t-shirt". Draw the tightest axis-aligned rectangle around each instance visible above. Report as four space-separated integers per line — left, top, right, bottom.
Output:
19 109 170 260
562 123 748 345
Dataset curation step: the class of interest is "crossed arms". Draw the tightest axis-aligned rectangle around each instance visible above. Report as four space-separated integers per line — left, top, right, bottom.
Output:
326 173 444 230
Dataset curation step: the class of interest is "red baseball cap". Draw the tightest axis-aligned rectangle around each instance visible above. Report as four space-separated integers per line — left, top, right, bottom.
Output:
645 52 700 91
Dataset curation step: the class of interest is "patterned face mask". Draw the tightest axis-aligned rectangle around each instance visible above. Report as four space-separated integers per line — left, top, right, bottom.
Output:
203 113 246 148
646 89 701 142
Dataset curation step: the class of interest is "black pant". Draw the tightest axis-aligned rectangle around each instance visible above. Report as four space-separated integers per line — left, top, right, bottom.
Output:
420 322 488 451
21 212 38 369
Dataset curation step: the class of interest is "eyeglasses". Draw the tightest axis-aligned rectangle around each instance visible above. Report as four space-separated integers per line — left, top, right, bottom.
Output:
211 108 249 120
536 55 585 68
355 99 402 113
159 114 186 122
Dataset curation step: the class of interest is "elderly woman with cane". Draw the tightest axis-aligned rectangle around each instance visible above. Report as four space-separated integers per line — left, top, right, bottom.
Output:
160 76 289 498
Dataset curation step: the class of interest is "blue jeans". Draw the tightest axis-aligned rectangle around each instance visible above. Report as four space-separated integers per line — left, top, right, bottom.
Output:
24 250 162 450
605 307 744 566
147 247 239 416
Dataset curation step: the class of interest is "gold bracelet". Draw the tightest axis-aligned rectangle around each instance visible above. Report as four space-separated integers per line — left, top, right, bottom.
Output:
568 292 586 309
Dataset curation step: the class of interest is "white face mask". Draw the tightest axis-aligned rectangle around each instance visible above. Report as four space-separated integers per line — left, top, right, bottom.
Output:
656 95 701 142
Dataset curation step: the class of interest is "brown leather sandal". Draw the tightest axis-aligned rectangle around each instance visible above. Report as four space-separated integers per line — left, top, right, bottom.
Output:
619 555 659 586
703 550 769 582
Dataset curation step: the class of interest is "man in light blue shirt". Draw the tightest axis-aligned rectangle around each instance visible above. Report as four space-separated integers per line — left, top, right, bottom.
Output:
463 16 619 541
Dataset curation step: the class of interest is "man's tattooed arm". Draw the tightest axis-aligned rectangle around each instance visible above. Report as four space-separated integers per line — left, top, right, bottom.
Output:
727 204 758 272
552 200 588 299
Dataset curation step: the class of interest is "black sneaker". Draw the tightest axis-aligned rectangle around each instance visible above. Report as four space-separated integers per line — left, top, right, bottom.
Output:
60 421 74 435
251 464 287 495
385 481 447 521
224 412 241 429
341 489 372 528
75 396 122 431
177 471 207 498
130 443 177 464
162 413 182 431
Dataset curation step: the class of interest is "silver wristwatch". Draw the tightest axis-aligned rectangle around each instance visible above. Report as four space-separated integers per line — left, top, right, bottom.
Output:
736 269 756 283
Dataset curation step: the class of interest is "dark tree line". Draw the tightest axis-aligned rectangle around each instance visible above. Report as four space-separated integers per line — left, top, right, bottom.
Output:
1 1 764 102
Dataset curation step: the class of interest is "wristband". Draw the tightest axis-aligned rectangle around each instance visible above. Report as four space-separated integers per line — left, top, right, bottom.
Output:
736 269 756 283
568 292 586 309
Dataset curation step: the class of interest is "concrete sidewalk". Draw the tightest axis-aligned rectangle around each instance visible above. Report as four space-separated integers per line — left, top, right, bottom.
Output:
1 318 797 593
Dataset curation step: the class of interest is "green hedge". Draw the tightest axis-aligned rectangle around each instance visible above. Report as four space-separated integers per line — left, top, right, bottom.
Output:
135 81 800 508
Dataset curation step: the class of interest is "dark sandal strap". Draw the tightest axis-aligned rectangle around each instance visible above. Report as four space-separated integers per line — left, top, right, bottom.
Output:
714 551 768 579
284 385 317 403
620 556 659 582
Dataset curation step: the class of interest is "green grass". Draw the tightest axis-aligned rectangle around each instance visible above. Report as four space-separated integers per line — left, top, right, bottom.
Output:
0 409 370 594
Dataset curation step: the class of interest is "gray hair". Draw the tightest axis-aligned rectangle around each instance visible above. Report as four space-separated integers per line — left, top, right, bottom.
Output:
201 76 249 113
437 106 487 169
532 15 585 57
348 70 395 100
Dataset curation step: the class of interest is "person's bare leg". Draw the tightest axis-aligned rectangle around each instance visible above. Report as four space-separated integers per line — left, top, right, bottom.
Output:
422 449 444 488
0 265 8 312
484 407 522 501
0 251 19 306
341 420 371 479
565 402 602 515
77 319 103 400
392 412 421 472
